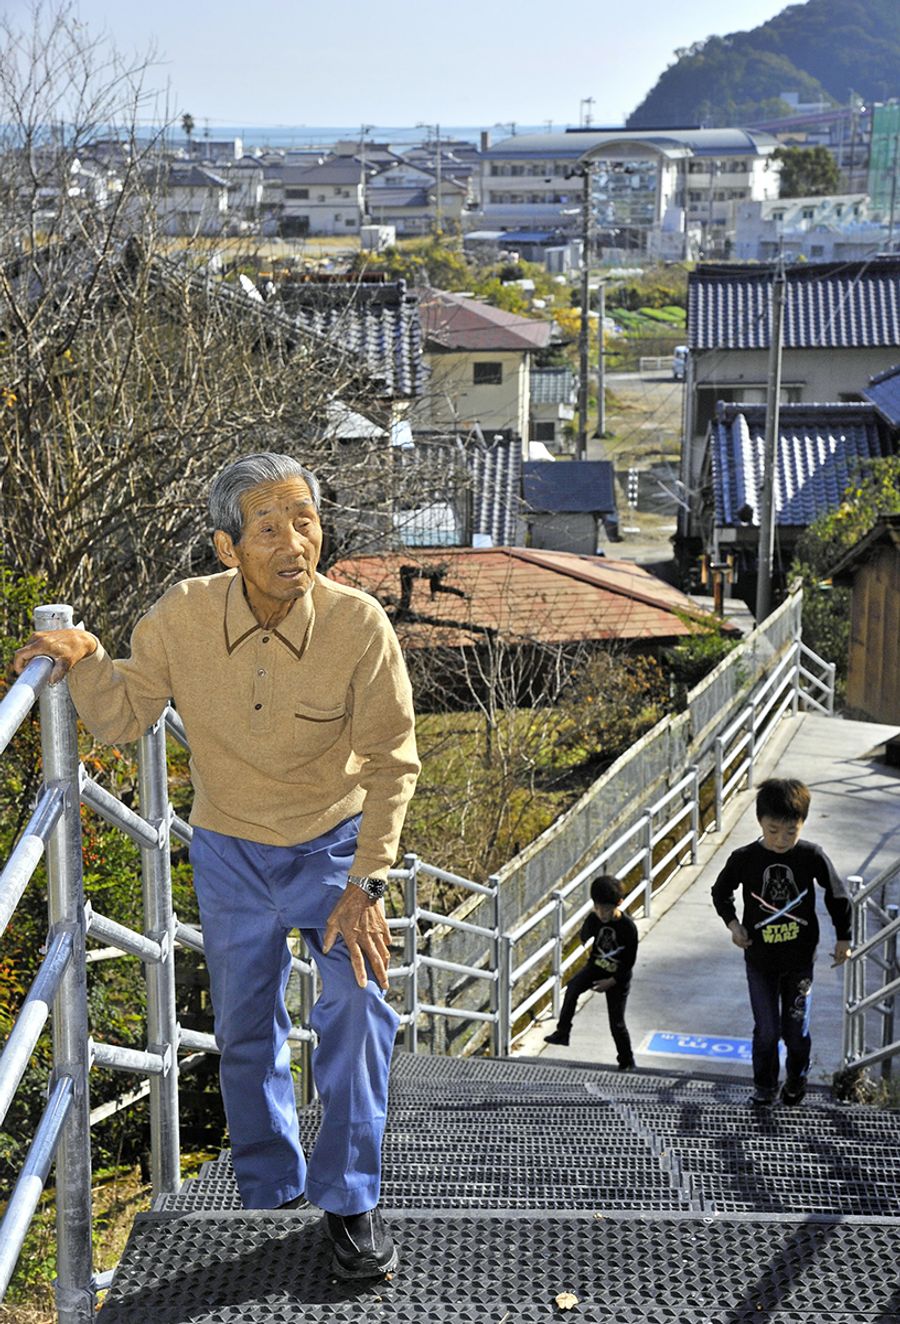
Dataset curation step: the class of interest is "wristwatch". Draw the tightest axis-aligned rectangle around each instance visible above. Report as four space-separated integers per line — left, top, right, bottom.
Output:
347 873 387 902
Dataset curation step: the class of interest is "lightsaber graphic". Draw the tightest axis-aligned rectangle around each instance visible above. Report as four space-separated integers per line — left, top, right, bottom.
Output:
751 888 809 929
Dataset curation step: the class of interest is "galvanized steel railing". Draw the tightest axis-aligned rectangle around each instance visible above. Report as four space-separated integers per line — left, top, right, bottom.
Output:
0 599 839 1319
841 860 900 1081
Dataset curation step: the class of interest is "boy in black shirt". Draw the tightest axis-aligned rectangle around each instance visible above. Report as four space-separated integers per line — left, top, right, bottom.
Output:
711 778 852 1107
544 874 638 1070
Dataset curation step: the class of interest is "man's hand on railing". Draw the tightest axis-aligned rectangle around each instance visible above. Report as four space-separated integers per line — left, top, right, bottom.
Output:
831 939 851 967
322 887 392 991
11 629 98 685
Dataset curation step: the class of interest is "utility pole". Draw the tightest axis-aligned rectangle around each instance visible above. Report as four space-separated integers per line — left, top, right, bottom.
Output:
576 163 592 460
595 277 606 437
755 259 787 623
435 123 442 236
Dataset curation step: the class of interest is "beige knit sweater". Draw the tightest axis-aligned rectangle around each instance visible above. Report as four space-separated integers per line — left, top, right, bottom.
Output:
67 569 419 878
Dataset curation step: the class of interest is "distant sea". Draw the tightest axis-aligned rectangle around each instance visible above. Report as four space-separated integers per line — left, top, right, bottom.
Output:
181 124 550 150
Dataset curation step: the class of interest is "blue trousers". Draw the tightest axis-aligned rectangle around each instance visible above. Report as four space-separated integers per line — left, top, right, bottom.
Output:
744 957 813 1092
189 819 399 1214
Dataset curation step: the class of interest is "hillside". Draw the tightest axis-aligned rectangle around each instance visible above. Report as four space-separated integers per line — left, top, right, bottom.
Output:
627 0 900 129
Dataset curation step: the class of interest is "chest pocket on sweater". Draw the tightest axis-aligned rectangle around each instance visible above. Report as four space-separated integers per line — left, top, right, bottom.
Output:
294 700 348 758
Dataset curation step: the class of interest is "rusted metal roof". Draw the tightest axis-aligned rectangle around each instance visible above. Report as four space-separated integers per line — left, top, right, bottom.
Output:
327 547 723 648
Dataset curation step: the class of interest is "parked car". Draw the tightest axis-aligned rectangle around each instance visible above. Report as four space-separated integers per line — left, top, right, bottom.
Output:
672 345 688 380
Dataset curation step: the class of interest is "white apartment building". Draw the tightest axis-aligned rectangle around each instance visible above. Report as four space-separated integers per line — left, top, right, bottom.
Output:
475 128 781 258
734 194 890 262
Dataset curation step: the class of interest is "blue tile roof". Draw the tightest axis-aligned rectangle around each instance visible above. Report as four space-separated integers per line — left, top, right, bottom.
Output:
688 257 900 351
530 367 576 406
710 403 892 529
279 280 424 399
523 460 617 514
863 363 900 428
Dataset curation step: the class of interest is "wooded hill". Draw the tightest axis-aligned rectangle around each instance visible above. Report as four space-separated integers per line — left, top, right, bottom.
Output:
626 0 899 129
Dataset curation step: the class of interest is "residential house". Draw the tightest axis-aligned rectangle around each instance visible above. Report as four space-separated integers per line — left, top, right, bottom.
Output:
530 367 577 450
523 460 618 553
219 157 266 228
734 194 889 262
702 401 894 602
326 545 726 665
474 127 780 258
412 290 552 454
679 256 900 549
280 157 371 235
366 161 469 234
154 163 229 235
831 514 900 724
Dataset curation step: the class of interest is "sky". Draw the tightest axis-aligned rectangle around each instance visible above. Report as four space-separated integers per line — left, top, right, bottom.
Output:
12 0 792 131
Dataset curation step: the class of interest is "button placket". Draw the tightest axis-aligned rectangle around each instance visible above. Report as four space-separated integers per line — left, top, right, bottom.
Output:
250 637 274 729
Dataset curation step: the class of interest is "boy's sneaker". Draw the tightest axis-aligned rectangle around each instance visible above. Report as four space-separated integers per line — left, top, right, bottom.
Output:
618 1061 636 1073
324 1207 398 1279
780 1078 806 1107
750 1088 777 1107
543 1030 570 1046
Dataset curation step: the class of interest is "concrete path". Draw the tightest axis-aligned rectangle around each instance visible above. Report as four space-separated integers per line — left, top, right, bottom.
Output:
515 712 900 1089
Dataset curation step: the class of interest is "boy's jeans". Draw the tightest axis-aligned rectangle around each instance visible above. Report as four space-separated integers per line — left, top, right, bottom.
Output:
744 957 813 1092
190 818 399 1214
557 964 634 1066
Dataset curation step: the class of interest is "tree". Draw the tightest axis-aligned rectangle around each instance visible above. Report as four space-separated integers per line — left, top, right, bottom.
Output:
774 145 842 198
181 110 195 154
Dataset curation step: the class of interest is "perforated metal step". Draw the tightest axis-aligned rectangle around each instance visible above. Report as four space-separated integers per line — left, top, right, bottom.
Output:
100 1211 900 1323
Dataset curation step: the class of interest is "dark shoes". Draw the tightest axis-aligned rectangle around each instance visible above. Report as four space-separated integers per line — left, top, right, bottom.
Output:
618 1061 636 1073
780 1078 806 1107
750 1088 777 1108
325 1206 398 1279
543 1030 570 1046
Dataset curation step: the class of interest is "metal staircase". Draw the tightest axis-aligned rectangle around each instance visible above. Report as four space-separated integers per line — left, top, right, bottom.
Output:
98 1052 900 1323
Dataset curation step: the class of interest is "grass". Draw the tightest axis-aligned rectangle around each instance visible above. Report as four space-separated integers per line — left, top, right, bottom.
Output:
1 1152 216 1320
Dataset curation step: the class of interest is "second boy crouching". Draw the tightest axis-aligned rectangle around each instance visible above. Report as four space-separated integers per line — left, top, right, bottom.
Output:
544 874 638 1070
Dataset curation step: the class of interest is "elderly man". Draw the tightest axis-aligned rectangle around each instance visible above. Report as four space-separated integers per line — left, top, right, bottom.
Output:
14 452 419 1278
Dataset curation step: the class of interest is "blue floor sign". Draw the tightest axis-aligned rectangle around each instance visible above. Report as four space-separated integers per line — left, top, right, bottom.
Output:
641 1031 753 1062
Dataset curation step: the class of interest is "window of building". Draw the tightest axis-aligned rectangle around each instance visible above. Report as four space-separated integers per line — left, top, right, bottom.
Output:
473 362 502 385
285 188 309 199
802 207 814 220
810 244 824 256
531 421 556 442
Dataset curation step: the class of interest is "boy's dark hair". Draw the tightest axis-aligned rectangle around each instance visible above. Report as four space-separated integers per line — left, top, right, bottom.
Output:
755 778 810 823
590 874 623 906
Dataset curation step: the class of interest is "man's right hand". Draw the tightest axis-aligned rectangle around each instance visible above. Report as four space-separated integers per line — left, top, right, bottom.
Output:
11 629 98 685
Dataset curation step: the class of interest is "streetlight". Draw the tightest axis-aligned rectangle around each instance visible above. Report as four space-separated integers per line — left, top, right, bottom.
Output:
358 123 373 223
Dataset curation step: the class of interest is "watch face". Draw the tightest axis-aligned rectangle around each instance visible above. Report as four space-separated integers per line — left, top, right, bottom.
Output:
366 878 387 900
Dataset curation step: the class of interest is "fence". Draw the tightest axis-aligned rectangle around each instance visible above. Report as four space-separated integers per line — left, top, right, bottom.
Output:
0 586 840 1317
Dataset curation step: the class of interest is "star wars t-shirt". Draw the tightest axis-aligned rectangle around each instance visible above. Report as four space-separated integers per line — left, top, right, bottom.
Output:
711 839 851 969
579 910 638 987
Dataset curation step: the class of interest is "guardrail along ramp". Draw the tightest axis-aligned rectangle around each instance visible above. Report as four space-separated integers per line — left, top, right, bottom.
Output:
100 1054 900 1322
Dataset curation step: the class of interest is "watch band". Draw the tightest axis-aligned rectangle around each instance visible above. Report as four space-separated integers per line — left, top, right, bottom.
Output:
347 873 387 901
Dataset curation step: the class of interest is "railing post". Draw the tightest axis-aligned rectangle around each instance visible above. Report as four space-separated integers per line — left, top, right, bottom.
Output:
551 891 564 1019
689 766 700 863
34 605 94 1323
497 934 512 1058
403 853 419 1054
826 660 836 716
747 705 758 789
713 738 724 832
881 903 898 1082
297 935 316 1107
137 717 181 1198
843 875 864 1066
642 811 653 917
488 872 502 1057
791 638 802 715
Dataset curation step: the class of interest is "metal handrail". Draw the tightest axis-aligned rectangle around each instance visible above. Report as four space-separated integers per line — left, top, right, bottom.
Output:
0 595 839 1317
841 873 899 1080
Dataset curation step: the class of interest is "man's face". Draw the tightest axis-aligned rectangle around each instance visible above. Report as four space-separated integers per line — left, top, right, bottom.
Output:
758 815 803 854
213 477 323 626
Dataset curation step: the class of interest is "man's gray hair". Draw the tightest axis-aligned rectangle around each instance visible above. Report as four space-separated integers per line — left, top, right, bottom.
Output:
209 453 321 543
